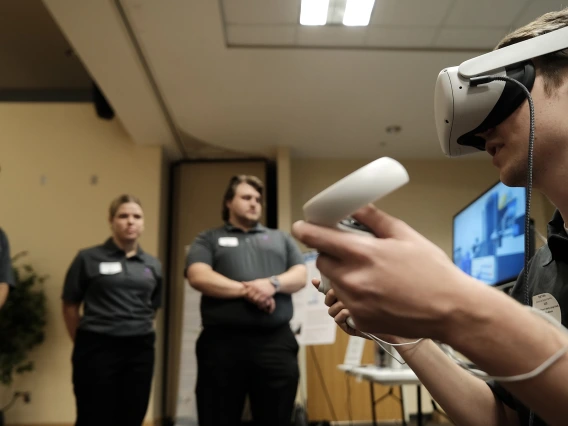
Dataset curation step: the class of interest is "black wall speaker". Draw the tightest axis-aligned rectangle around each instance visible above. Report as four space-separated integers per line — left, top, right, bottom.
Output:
92 82 115 120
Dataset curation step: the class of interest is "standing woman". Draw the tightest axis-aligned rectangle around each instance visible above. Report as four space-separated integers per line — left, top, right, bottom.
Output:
62 194 162 426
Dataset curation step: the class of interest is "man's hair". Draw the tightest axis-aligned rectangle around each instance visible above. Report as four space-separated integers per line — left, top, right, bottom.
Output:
222 175 264 222
495 8 568 95
109 194 142 219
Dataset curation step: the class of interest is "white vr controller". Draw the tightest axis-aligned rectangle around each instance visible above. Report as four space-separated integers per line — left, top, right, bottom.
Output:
302 157 410 329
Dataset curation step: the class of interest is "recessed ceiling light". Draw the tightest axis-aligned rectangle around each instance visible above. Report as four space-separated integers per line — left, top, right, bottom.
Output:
300 0 330 26
343 0 376 26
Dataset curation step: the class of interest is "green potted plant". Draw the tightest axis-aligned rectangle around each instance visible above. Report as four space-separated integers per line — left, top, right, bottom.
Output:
0 251 47 425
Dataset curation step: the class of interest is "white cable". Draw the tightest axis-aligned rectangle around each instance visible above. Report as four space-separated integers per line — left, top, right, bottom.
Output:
346 306 568 379
343 311 424 365
359 331 423 365
437 306 568 382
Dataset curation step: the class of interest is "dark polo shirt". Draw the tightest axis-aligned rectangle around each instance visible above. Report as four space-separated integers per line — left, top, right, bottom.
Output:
0 228 15 290
488 210 568 426
62 238 162 336
185 223 305 329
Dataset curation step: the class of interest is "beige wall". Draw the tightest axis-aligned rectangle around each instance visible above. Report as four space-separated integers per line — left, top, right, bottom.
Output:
0 103 166 425
290 157 554 421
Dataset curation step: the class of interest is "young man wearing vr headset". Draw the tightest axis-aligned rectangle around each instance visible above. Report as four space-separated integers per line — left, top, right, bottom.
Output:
292 8 568 426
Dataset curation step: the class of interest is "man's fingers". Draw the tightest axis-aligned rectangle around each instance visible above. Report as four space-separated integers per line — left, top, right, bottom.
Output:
265 298 276 314
324 289 338 307
248 287 269 303
351 204 415 240
292 220 364 259
334 309 351 325
328 301 346 317
315 254 340 280
316 255 353 297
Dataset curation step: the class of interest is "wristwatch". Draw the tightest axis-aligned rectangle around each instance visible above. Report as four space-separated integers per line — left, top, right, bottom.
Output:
269 275 281 293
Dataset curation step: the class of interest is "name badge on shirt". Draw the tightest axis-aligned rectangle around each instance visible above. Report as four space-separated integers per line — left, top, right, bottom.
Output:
99 262 123 275
218 237 239 247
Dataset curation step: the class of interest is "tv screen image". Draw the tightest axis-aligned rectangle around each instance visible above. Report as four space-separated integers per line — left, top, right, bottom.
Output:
453 182 527 286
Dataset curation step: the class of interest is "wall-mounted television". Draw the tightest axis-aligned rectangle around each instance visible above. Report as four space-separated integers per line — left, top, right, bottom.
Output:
452 181 534 287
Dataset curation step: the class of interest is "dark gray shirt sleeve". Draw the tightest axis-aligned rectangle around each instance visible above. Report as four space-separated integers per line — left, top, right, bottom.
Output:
185 232 215 271
151 261 163 310
62 252 87 303
284 233 305 269
0 228 15 288
487 380 517 409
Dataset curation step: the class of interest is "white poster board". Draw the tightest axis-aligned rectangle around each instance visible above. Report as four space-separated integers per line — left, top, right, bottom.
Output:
344 335 366 366
175 248 201 426
291 251 337 346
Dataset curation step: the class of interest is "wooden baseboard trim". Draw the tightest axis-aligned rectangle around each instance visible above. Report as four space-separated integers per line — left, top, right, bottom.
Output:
6 420 159 426
6 424 71 426
331 421 401 426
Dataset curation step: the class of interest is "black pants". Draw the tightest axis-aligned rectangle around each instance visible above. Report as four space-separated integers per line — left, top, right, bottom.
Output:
195 325 300 426
71 329 155 426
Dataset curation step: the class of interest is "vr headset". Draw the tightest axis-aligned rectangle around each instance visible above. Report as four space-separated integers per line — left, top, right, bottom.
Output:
435 26 568 157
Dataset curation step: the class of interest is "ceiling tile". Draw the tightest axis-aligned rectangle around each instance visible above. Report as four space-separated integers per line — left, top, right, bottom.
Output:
365 27 438 48
296 26 367 46
222 0 300 25
370 0 453 26
512 0 568 28
444 0 531 27
226 25 296 45
434 28 509 49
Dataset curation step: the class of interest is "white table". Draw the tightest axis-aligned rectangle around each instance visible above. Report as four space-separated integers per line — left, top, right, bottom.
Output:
338 364 429 426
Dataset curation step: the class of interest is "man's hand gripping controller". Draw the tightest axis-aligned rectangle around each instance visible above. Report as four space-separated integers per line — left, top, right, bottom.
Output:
302 157 410 330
